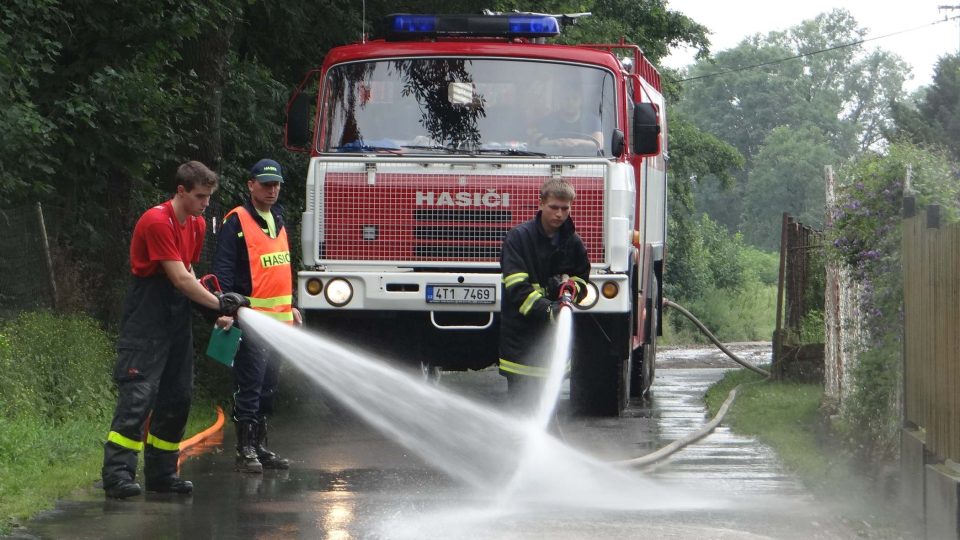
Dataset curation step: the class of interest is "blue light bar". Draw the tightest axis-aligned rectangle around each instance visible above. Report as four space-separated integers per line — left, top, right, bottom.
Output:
386 14 561 40
390 15 438 34
508 15 560 35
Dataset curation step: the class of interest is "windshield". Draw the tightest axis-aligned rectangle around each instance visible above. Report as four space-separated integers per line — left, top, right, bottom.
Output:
321 58 617 157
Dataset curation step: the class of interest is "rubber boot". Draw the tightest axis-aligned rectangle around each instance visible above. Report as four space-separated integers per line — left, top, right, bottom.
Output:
105 479 142 499
236 421 263 473
144 444 193 494
256 417 290 470
145 476 194 494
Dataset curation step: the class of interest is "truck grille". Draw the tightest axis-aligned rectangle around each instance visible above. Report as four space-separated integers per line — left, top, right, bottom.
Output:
317 161 606 265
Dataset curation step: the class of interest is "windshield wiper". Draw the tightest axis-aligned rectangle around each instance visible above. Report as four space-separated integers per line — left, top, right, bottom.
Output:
333 144 402 154
400 145 465 154
473 148 548 157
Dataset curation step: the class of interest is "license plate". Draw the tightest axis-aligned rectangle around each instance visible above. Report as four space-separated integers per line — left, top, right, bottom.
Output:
426 284 496 304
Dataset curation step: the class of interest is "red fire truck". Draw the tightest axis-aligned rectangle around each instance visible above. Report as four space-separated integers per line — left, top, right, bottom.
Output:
284 13 666 416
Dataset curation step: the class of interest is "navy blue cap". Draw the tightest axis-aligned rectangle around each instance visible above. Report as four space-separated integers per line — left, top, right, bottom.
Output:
250 159 284 183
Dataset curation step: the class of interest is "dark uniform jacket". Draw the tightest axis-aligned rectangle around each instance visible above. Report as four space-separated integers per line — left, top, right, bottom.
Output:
212 199 286 296
499 211 590 372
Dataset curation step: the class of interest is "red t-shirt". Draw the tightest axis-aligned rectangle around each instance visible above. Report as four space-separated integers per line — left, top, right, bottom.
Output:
130 200 206 277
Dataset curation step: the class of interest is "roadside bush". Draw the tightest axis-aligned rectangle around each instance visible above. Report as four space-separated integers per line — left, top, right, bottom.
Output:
664 280 777 344
0 311 115 422
663 214 780 344
0 310 222 533
828 143 958 460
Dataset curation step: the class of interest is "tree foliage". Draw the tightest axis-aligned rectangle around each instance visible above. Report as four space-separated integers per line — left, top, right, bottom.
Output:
741 125 839 249
676 9 909 247
889 53 960 161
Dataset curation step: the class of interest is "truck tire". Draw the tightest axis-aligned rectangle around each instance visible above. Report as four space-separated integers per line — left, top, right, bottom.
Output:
570 313 630 416
630 277 658 398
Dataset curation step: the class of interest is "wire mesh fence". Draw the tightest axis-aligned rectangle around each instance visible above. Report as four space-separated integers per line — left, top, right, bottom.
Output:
0 204 59 318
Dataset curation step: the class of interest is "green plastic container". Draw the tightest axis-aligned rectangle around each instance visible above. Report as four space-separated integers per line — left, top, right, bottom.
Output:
206 325 242 367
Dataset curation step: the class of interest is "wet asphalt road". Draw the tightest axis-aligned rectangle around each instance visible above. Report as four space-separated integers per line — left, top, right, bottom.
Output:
8 344 866 539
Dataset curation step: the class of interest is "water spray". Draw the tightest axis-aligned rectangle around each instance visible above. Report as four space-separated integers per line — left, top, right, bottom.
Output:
236 309 721 512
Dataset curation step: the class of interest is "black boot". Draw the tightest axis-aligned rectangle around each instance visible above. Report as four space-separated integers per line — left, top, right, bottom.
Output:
105 479 142 499
236 420 263 473
145 476 193 494
256 417 289 470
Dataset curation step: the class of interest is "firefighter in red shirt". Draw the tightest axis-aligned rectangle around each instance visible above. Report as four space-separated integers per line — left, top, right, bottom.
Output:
213 159 301 473
101 161 249 499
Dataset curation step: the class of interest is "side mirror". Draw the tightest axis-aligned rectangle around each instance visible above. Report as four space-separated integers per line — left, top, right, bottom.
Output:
285 92 315 152
632 103 661 156
611 129 625 158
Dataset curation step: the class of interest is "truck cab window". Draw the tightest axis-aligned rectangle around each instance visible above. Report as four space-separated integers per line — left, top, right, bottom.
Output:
322 59 616 157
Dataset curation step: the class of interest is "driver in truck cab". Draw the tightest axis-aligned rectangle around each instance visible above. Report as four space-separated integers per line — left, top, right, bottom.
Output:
533 86 603 156
499 179 590 408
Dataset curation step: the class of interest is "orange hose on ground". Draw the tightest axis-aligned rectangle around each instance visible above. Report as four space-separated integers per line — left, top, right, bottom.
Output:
176 406 226 469
181 406 225 451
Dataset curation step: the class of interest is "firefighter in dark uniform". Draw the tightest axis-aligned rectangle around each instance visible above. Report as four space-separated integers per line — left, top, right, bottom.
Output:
102 161 249 499
499 179 590 406
213 158 300 473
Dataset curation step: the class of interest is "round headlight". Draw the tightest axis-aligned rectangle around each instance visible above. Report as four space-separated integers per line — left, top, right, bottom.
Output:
576 281 599 309
305 278 323 296
324 278 353 307
601 281 619 299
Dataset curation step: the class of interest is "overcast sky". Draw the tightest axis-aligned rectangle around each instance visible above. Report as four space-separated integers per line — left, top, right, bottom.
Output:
663 0 959 91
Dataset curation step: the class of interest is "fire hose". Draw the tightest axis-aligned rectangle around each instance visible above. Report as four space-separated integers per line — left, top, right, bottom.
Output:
611 299 769 468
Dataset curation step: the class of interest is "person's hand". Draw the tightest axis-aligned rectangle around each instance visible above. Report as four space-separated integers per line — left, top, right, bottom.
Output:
218 292 250 316
292 307 303 327
547 274 569 300
215 316 234 330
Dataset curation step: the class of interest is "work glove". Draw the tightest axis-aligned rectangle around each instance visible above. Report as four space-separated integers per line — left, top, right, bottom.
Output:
218 292 250 316
546 274 569 300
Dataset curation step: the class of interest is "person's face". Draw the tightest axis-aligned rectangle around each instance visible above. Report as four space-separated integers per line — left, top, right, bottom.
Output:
539 195 572 234
178 184 215 217
249 179 281 209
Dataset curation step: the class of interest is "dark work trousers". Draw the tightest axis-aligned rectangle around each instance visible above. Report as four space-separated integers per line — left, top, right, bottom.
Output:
102 274 194 488
231 329 279 424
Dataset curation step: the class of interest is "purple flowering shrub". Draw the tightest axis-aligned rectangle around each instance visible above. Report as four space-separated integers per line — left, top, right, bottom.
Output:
828 144 957 460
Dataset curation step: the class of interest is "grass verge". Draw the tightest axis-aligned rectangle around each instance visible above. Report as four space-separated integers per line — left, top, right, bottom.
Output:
704 368 920 537
0 400 220 535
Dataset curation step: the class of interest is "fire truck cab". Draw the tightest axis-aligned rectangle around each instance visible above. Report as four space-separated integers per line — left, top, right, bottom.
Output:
285 13 666 416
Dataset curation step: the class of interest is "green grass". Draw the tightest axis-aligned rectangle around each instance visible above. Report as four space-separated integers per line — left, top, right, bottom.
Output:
0 401 220 534
704 368 919 537
704 369 830 485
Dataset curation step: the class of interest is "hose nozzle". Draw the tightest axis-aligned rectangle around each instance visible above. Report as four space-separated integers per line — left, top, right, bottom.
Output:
557 279 578 309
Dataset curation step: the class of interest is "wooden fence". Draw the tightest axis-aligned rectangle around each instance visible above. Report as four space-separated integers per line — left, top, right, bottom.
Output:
903 200 960 463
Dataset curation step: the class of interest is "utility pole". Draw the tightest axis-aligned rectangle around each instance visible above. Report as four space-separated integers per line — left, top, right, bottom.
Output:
940 4 960 52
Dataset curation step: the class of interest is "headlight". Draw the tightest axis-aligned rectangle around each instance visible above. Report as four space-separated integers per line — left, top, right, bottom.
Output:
576 281 599 309
324 278 353 307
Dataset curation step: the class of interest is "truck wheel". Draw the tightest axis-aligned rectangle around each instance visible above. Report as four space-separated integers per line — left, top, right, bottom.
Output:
570 313 629 416
630 278 658 398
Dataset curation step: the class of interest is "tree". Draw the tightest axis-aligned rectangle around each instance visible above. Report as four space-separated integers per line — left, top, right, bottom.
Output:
889 53 960 161
0 0 67 203
676 9 909 242
741 125 839 249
